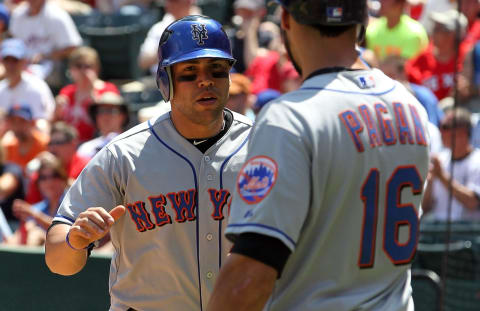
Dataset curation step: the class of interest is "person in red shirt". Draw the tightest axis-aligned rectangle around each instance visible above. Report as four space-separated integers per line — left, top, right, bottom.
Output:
406 10 468 100
243 19 301 94
26 121 89 204
246 49 300 94
55 46 119 142
459 0 480 60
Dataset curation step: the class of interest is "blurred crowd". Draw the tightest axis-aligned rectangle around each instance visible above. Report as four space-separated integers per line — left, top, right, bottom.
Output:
0 0 479 248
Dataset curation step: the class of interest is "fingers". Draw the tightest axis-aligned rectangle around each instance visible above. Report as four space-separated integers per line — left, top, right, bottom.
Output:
110 205 126 222
67 206 125 250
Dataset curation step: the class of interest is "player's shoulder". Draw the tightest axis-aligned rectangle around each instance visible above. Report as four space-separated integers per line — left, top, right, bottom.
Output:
229 109 253 128
105 111 170 148
279 68 398 102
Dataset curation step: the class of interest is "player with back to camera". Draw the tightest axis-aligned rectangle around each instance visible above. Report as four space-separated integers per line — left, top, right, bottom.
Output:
45 15 252 311
207 1 430 310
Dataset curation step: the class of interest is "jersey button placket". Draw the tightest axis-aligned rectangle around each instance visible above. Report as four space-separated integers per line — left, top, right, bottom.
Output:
206 233 213 241
206 271 213 279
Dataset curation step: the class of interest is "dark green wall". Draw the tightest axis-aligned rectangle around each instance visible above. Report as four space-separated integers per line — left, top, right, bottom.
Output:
0 246 111 311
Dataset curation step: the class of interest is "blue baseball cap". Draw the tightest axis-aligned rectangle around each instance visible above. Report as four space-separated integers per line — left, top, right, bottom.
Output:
254 89 281 111
8 105 33 121
0 4 10 29
1 38 27 60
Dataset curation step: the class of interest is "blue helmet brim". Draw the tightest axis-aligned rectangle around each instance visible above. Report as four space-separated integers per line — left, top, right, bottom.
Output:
162 48 236 67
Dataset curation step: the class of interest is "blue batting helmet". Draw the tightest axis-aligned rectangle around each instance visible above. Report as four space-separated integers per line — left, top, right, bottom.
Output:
156 15 236 102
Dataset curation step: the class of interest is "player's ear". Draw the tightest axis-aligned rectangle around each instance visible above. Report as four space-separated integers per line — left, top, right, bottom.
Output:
280 7 291 31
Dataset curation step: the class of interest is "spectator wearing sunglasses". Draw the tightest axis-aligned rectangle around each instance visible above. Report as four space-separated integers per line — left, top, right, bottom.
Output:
55 46 120 142
77 92 129 159
25 121 89 204
9 152 68 245
422 107 480 221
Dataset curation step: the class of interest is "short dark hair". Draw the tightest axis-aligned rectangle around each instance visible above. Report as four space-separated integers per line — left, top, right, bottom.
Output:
311 24 356 38
36 151 68 182
50 121 78 142
441 107 472 137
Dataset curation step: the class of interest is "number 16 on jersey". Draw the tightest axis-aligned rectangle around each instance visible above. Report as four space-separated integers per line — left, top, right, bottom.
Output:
358 165 423 268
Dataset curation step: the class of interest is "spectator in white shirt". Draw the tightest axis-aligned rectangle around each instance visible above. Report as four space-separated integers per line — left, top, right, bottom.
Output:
0 38 55 134
9 0 82 86
137 0 198 75
422 107 480 221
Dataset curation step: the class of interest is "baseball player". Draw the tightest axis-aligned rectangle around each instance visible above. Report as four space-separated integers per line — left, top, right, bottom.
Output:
207 1 430 311
45 16 252 311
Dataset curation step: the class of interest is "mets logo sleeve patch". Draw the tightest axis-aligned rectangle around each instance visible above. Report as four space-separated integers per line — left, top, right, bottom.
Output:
237 156 278 204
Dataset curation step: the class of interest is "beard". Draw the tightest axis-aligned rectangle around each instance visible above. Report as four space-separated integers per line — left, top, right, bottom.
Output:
281 28 302 77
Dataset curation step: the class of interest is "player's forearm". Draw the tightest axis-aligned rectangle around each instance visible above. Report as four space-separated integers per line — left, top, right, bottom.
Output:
45 224 88 276
207 253 276 311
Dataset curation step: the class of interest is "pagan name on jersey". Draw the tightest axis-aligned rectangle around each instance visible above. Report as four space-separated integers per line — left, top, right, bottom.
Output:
339 102 427 152
126 188 231 232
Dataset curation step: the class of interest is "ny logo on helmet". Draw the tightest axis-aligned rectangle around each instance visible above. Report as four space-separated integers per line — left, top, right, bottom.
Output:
191 24 208 45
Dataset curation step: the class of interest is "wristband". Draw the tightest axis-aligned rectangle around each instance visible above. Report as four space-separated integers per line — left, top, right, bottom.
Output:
66 231 94 251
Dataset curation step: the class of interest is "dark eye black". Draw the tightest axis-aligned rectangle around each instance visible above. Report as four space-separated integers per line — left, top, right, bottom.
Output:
211 63 225 70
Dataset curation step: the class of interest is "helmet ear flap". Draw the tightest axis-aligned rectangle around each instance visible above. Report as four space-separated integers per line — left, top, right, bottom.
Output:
156 66 172 102
156 29 174 101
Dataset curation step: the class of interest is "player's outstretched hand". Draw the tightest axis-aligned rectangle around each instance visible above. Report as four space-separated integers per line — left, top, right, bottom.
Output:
67 205 126 250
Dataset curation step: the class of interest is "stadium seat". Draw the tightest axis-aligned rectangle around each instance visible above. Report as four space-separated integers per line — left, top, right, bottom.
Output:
411 269 442 311
414 240 479 280
77 11 157 81
80 24 146 81
197 0 234 25
444 278 480 311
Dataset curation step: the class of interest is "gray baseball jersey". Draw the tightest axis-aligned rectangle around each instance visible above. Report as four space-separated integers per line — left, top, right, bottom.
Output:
226 68 430 311
53 109 252 311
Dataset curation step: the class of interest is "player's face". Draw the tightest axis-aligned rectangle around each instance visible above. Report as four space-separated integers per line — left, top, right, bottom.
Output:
170 58 231 127
280 8 302 76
